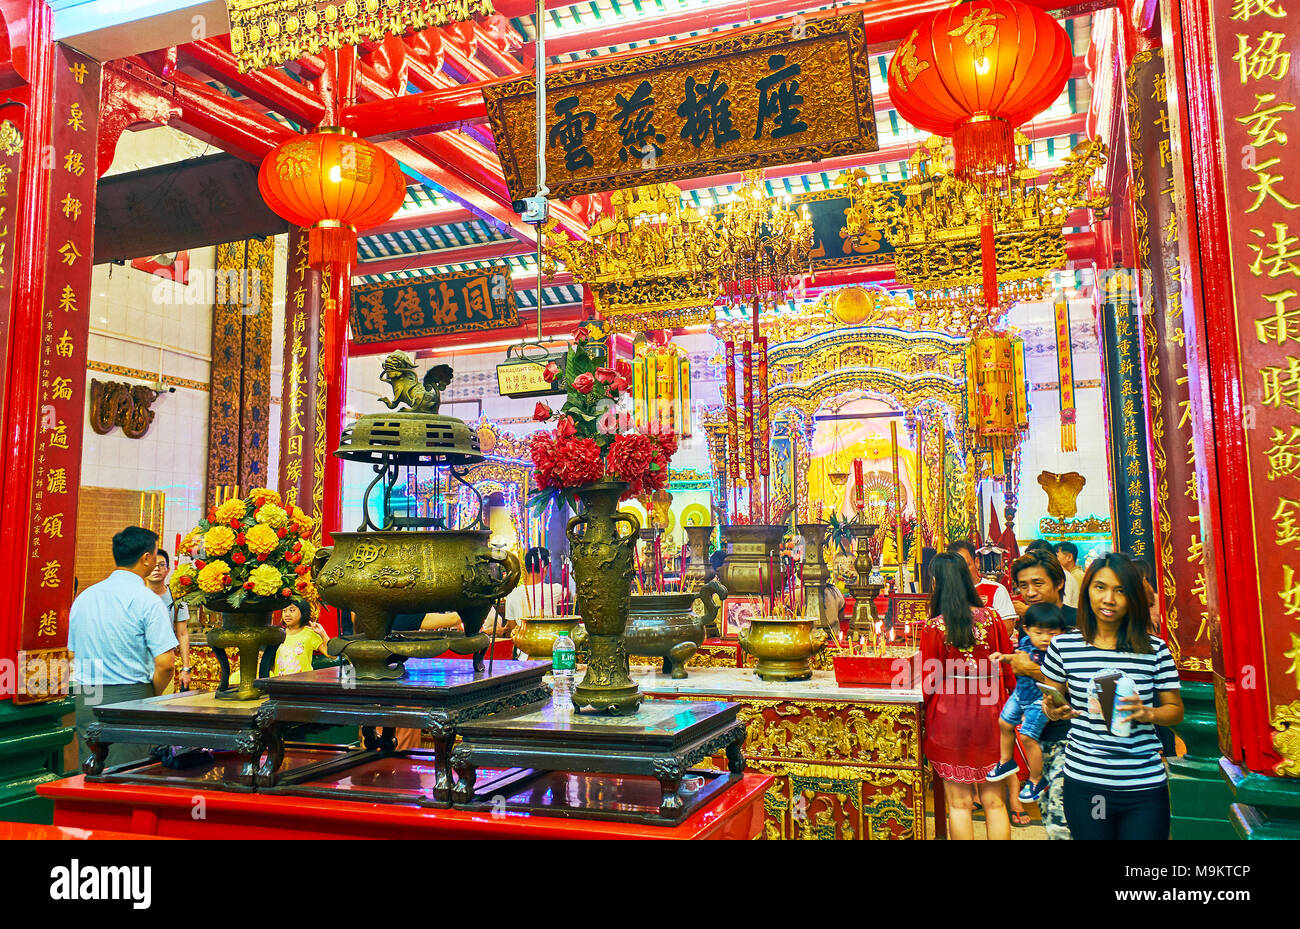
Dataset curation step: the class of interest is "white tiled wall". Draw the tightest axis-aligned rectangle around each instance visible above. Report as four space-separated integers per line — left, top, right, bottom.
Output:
82 249 216 547
81 233 290 549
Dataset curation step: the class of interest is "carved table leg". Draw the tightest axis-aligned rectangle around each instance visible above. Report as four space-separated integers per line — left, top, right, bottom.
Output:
725 729 747 775
256 709 285 787
234 730 264 788
429 731 455 803
82 724 109 776
655 758 686 817
450 745 477 804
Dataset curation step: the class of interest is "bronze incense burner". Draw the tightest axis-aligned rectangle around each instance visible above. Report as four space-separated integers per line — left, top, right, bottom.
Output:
317 352 520 679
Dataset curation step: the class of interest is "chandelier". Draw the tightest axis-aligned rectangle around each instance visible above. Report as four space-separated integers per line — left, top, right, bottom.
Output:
542 183 719 333
842 135 1109 329
690 172 815 312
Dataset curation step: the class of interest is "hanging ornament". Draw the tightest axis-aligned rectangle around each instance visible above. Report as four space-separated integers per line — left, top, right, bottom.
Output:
887 0 1072 182
1054 294 1078 451
258 128 407 268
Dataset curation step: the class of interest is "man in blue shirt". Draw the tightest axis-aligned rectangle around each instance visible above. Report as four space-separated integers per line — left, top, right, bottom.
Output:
68 526 178 767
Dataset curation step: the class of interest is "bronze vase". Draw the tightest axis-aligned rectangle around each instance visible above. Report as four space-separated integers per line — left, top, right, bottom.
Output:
718 524 788 597
567 478 642 715
797 522 831 629
205 598 288 701
682 524 714 592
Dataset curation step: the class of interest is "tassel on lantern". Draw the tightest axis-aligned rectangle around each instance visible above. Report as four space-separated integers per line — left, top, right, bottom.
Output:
954 116 1016 181
980 211 998 315
309 221 357 269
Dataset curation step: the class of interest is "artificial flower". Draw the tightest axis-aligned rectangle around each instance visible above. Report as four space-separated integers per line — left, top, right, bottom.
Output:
169 564 197 596
611 375 630 392
606 432 658 497
542 361 559 382
553 436 604 486
202 525 236 557
215 497 247 523
249 487 282 507
255 503 289 529
572 326 589 343
556 415 577 439
299 540 317 565
245 523 280 557
595 367 616 384
572 373 595 394
248 564 284 596
197 560 231 594
530 432 559 489
232 552 247 565
533 402 551 422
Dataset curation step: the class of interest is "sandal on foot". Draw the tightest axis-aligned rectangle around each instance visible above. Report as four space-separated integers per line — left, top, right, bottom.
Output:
1010 812 1032 826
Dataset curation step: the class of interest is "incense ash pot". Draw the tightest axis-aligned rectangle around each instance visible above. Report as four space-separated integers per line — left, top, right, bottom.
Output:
718 524 788 597
624 578 728 679
512 616 588 661
739 615 829 683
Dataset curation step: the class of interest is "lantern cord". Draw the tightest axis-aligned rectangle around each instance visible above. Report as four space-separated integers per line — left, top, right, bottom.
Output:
533 0 548 344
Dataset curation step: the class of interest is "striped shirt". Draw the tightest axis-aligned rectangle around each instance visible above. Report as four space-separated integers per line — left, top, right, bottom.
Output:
1040 631 1180 790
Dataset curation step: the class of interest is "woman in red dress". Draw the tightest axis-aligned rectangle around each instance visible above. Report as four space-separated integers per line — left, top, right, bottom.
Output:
922 552 1016 840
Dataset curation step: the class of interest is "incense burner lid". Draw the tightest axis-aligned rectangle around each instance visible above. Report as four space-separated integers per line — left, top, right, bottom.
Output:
336 411 483 466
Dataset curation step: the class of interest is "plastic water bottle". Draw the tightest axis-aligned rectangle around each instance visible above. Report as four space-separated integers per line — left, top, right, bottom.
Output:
551 630 576 713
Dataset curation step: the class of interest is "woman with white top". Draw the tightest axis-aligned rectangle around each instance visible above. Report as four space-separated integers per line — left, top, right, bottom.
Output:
1040 552 1183 840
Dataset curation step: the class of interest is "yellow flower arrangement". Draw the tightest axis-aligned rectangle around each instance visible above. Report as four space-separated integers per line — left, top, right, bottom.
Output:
245 523 279 557
203 525 237 557
250 487 282 507
248 564 283 596
298 539 317 565
197 560 231 593
255 503 289 529
215 497 247 522
169 563 198 597
179 526 202 558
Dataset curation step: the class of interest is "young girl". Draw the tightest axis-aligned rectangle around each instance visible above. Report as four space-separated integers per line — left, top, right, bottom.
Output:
1040 553 1183 840
921 552 1017 840
271 598 329 677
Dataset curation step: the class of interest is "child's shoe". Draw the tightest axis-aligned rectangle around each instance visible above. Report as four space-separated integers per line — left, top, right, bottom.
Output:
987 760 1019 782
1018 779 1046 802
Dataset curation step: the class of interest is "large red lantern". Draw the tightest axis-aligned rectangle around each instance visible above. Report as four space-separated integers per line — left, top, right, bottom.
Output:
887 0 1071 181
258 128 408 268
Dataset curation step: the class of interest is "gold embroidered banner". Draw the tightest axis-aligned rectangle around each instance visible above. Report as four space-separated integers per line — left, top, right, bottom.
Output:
1055 297 1077 452
226 0 494 73
484 12 878 202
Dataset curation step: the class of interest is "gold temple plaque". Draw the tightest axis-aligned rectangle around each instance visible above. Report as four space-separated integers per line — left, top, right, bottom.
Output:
484 12 878 203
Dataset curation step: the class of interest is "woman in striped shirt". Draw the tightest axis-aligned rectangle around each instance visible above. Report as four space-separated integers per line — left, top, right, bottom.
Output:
1040 553 1183 840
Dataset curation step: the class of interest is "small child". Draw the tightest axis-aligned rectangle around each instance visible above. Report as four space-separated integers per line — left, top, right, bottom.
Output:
987 602 1069 801
271 598 329 677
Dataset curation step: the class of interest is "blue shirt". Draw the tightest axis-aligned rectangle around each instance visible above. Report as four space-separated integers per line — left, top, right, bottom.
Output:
1013 634 1046 704
68 570 179 686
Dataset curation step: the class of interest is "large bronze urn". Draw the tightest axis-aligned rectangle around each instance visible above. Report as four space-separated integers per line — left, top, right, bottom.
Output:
624 578 727 679
317 353 521 679
718 524 788 597
568 478 642 715
681 524 714 593
206 600 287 701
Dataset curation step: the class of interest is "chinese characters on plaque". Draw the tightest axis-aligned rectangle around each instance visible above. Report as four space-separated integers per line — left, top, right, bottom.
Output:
484 13 878 202
16 50 100 703
1098 270 1156 565
350 264 519 344
1213 0 1300 765
1127 48 1214 673
278 228 326 536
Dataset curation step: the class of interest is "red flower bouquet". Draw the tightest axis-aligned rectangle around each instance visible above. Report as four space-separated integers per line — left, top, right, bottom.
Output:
528 333 679 514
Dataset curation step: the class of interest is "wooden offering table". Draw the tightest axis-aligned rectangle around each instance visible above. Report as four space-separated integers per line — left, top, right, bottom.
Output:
637 668 930 840
37 769 773 839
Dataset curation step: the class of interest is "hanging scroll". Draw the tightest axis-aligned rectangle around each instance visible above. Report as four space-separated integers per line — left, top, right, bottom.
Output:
1055 296 1077 452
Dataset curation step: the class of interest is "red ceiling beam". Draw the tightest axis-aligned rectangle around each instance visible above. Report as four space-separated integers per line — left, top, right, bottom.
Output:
340 84 491 141
128 56 297 162
178 38 327 128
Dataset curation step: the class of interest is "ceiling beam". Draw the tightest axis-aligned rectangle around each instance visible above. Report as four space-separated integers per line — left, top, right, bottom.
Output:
365 203 477 236
178 37 326 128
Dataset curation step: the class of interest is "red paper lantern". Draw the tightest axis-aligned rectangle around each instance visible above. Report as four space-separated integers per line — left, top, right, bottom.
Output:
887 0 1071 181
258 128 407 268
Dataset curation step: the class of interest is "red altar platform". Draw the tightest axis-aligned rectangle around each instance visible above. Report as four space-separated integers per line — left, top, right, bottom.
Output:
37 769 773 840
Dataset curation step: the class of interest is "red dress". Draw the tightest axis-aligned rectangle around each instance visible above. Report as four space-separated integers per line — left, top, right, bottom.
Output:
921 607 1016 783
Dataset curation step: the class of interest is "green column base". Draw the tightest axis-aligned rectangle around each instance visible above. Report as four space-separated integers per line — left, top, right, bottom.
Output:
0 698 75 825
1221 758 1300 839
1170 681 1236 839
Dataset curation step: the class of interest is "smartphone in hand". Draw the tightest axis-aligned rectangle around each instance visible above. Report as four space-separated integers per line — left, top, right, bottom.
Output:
1036 681 1068 707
